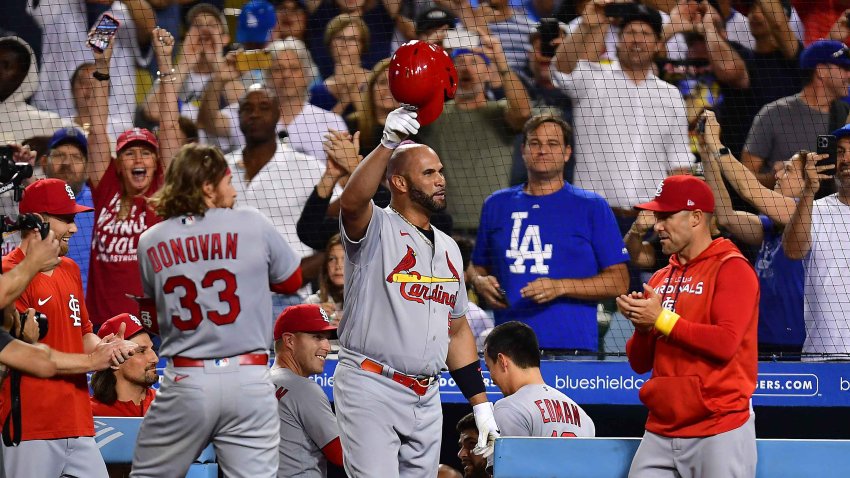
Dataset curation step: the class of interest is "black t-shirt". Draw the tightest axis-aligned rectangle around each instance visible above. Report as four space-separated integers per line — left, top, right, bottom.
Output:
0 329 15 354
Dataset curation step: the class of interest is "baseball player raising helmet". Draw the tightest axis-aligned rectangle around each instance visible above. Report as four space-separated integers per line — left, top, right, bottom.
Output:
333 41 499 478
130 144 302 478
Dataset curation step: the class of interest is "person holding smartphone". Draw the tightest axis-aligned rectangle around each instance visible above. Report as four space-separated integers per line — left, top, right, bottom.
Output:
783 124 850 361
551 1 693 232
83 26 181 328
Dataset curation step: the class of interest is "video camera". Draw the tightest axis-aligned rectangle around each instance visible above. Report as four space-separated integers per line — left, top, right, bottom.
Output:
0 145 50 342
0 144 49 239
0 145 34 202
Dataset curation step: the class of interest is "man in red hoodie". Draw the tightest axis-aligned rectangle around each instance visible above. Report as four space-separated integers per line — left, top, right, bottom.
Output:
617 175 759 478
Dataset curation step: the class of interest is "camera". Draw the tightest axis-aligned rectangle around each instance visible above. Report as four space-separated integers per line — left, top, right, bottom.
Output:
0 145 34 202
18 310 49 342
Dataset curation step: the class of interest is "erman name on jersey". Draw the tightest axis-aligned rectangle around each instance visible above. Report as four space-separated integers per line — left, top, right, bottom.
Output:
145 232 239 273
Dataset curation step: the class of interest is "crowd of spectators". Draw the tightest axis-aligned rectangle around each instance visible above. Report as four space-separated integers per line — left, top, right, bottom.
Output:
0 2 848 477
0 0 848 375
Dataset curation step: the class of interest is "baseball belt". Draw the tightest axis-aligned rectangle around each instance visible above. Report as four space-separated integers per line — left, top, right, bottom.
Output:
360 358 436 396
172 353 269 367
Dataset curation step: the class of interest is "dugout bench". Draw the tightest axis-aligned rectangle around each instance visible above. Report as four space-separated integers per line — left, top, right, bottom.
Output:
493 437 850 478
94 417 217 477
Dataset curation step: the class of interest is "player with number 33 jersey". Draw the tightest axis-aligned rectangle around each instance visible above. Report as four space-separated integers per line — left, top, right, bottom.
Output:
131 145 302 478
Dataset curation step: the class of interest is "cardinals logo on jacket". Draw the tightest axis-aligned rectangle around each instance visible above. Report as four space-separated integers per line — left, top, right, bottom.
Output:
386 246 459 307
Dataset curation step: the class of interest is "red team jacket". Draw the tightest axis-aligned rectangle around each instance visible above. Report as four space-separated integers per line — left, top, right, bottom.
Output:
1 250 95 440
91 388 156 417
626 238 759 438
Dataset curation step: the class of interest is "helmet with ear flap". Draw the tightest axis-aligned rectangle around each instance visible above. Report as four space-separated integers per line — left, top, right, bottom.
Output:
388 40 458 126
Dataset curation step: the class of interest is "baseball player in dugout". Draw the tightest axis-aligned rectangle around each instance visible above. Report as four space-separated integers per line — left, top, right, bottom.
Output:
617 175 760 478
271 304 343 477
90 313 159 417
131 143 302 478
455 413 489 478
1 178 140 478
336 41 499 478
484 321 595 439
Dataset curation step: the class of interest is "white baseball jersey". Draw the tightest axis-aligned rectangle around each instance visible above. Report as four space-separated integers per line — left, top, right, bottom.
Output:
494 384 595 438
270 367 339 478
339 205 469 376
137 207 300 358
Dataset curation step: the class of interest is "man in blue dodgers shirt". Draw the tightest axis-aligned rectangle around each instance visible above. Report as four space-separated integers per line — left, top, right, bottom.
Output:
470 115 630 357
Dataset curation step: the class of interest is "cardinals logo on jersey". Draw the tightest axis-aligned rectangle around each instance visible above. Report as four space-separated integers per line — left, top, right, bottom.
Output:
386 246 460 307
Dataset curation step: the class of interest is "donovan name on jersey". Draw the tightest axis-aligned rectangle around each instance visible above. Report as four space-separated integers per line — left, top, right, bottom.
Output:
144 232 239 272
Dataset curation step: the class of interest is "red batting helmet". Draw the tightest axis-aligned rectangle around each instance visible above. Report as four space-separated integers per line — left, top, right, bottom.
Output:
388 40 458 126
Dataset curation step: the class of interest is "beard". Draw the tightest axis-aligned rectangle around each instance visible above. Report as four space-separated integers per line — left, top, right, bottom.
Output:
409 183 446 213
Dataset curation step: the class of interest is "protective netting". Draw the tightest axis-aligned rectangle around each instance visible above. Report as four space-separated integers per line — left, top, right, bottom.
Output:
0 0 847 361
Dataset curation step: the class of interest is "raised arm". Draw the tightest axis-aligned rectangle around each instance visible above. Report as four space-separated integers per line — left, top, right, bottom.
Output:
701 6 749 89
197 51 240 138
478 32 531 131
150 28 181 170
782 152 830 259
383 0 416 42
85 32 114 190
141 28 202 123
340 108 419 241
0 232 60 308
699 112 763 245
553 0 609 75
703 108 797 223
760 0 799 59
120 0 156 50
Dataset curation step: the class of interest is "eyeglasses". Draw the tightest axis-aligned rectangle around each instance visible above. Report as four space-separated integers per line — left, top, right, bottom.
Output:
49 152 85 164
526 140 566 151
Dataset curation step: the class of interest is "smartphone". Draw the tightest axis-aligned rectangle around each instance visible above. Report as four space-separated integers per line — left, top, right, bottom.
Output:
696 116 706 134
497 287 509 307
538 18 560 58
88 13 121 53
604 2 638 18
816 134 838 176
442 28 480 50
235 49 273 72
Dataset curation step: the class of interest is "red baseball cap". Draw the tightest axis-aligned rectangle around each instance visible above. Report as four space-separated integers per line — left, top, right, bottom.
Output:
273 304 337 341
19 179 95 215
116 128 159 154
97 313 145 339
635 175 715 213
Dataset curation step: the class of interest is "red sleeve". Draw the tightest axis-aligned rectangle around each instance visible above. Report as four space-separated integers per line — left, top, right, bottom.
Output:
321 437 344 467
667 259 759 362
270 267 302 295
626 329 658 374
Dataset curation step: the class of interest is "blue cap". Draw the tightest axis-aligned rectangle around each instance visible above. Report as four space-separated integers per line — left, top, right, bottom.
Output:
832 124 850 139
237 0 277 44
48 127 88 155
800 40 850 69
449 48 490 65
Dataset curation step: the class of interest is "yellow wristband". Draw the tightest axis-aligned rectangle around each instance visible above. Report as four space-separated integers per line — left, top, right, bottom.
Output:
654 309 680 336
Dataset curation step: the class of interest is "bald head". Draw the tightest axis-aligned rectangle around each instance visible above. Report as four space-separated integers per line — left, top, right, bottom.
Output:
238 85 281 143
386 143 447 214
239 84 280 111
386 143 436 181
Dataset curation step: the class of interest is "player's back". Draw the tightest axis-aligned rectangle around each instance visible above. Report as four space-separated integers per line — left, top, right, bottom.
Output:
138 208 299 358
494 384 595 438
